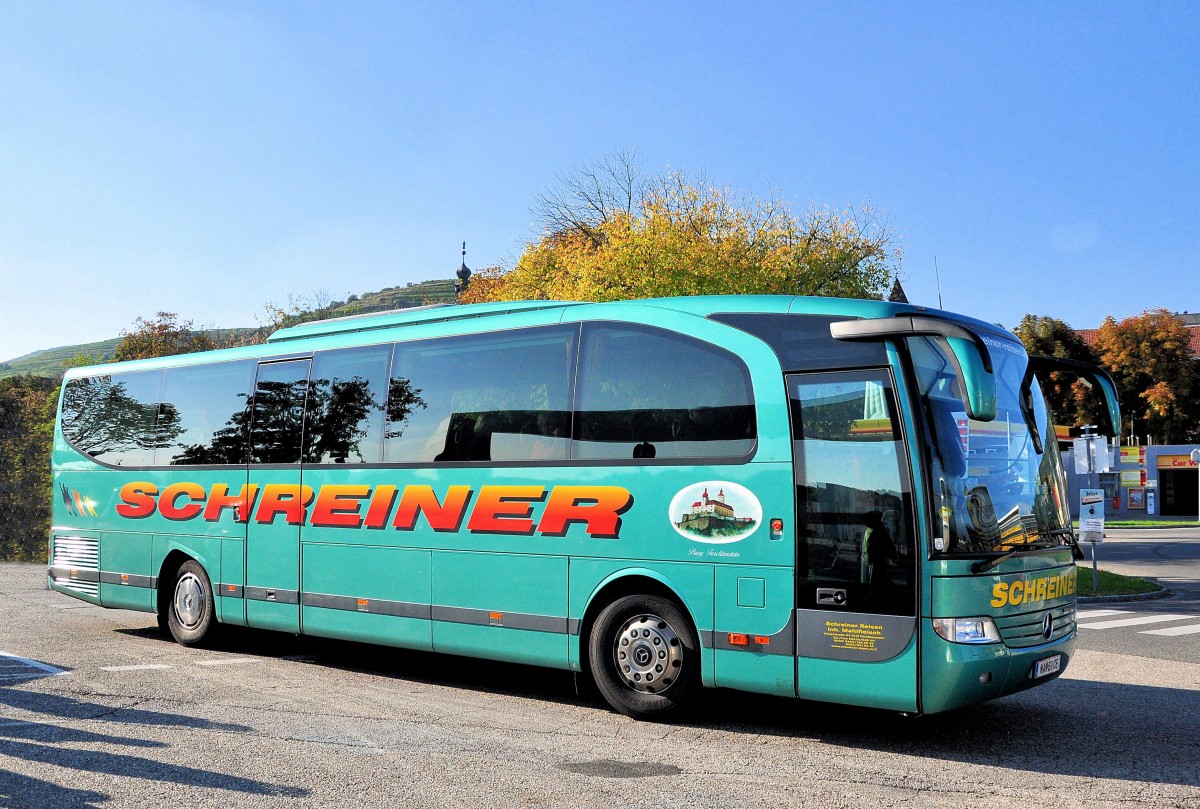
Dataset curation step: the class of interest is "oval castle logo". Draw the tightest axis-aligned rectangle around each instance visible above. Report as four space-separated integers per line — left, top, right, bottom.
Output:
668 481 762 544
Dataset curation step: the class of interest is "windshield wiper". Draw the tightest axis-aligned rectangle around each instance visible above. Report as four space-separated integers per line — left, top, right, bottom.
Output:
972 548 1022 574
1061 528 1086 561
970 528 1079 574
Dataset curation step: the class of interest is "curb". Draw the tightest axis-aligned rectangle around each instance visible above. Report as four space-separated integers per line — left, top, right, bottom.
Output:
1078 585 1173 604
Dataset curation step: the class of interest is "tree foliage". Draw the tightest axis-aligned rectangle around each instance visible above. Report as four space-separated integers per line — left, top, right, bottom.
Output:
1091 309 1200 443
460 153 900 304
1013 314 1106 429
113 312 215 361
0 376 58 561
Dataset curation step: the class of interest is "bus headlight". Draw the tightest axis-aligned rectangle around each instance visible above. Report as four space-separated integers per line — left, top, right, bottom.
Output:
933 616 1001 644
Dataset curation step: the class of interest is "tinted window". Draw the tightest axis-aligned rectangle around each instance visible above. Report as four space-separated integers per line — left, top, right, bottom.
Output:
61 371 163 466
574 323 756 460
161 360 256 465
709 313 886 371
790 370 914 616
384 326 576 464
250 360 311 465
305 345 391 464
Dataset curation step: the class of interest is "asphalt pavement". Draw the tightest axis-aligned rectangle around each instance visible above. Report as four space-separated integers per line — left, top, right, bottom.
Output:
1087 526 1200 606
2 557 1198 808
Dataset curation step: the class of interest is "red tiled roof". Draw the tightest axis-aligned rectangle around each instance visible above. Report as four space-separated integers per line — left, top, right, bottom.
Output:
1078 325 1200 358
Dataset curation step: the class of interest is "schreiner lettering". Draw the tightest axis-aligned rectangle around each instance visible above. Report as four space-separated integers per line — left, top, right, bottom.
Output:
115 481 634 539
990 569 1077 608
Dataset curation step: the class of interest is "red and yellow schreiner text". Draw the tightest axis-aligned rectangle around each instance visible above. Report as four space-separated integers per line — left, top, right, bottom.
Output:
115 481 634 539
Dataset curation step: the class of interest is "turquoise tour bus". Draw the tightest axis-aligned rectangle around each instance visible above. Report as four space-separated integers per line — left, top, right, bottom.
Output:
49 295 1119 719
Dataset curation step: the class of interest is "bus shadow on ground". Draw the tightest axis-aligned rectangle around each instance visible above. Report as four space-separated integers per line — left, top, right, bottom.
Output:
117 621 1199 789
703 681 1200 788
0 687 308 802
0 768 108 809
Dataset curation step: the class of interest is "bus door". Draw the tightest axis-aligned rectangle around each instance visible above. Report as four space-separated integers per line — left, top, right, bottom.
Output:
245 358 311 634
787 370 919 712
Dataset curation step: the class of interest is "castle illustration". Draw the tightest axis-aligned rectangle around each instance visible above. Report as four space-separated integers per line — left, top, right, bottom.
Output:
676 487 756 537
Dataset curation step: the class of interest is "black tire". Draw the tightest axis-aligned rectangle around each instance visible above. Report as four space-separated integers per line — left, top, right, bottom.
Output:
588 594 698 720
165 560 217 646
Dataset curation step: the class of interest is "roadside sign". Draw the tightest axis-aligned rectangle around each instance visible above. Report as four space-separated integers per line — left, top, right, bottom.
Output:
1074 436 1111 474
1079 488 1104 543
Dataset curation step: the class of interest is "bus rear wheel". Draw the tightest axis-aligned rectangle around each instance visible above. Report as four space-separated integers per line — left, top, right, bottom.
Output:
165 560 217 646
588 594 698 720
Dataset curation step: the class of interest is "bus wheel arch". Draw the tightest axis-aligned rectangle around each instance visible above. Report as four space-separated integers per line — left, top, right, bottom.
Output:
158 553 218 647
580 575 701 720
156 551 193 633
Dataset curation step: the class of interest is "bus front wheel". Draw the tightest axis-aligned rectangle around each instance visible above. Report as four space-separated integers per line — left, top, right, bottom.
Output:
165 560 217 646
588 594 698 719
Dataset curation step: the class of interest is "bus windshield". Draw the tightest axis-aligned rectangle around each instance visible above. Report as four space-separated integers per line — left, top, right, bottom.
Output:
911 334 1071 556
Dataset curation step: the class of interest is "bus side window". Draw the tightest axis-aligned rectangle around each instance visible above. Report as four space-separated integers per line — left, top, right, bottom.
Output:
573 323 756 461
304 345 392 464
160 360 256 465
382 326 577 464
61 370 163 467
249 362 311 465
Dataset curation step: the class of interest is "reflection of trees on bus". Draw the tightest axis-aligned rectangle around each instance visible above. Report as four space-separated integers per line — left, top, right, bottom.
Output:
305 376 376 463
248 379 308 463
167 375 428 465
61 377 182 462
171 396 250 465
384 376 426 441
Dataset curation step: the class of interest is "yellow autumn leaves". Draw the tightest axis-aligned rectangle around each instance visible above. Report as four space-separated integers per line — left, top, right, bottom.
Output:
462 165 899 305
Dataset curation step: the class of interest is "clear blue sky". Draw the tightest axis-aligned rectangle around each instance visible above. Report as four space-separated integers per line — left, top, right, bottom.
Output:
2 1 1197 362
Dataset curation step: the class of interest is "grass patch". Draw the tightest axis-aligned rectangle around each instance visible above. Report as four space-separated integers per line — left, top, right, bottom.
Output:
1076 567 1161 598
1104 520 1200 528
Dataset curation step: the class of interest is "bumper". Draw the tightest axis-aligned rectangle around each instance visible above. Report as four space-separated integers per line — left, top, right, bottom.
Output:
920 622 1076 714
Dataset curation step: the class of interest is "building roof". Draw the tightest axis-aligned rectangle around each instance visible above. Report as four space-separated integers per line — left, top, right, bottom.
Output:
1077 319 1200 358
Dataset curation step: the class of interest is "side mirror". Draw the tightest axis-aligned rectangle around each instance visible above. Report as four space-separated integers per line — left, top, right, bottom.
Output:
830 316 997 422
944 335 998 422
1026 355 1121 438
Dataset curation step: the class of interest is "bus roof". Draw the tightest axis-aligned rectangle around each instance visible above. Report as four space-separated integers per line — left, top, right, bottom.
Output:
266 293 1012 342
65 294 1019 378
266 300 582 343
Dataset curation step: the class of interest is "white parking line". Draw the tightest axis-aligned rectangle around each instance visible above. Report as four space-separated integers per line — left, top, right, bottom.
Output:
1075 609 1132 620
100 664 172 672
0 651 67 676
1140 623 1200 637
1077 614 1193 629
195 658 257 667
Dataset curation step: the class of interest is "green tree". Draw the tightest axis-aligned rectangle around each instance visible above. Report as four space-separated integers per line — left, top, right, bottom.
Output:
0 375 58 561
461 152 900 304
1091 309 1200 443
113 312 215 361
1013 314 1106 429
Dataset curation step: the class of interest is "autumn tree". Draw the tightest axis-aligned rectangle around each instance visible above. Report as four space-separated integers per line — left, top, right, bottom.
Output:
460 152 900 304
1091 309 1200 443
1013 314 1107 429
0 375 58 560
113 312 215 361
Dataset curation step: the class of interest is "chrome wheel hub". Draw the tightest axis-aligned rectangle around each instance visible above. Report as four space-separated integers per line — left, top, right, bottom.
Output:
174 573 205 629
614 614 683 693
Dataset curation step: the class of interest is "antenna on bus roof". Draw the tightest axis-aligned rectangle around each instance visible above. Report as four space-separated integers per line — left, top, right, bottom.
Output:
933 256 944 309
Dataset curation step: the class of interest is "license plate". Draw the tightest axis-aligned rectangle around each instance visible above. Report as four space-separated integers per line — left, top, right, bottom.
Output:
1034 654 1062 678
